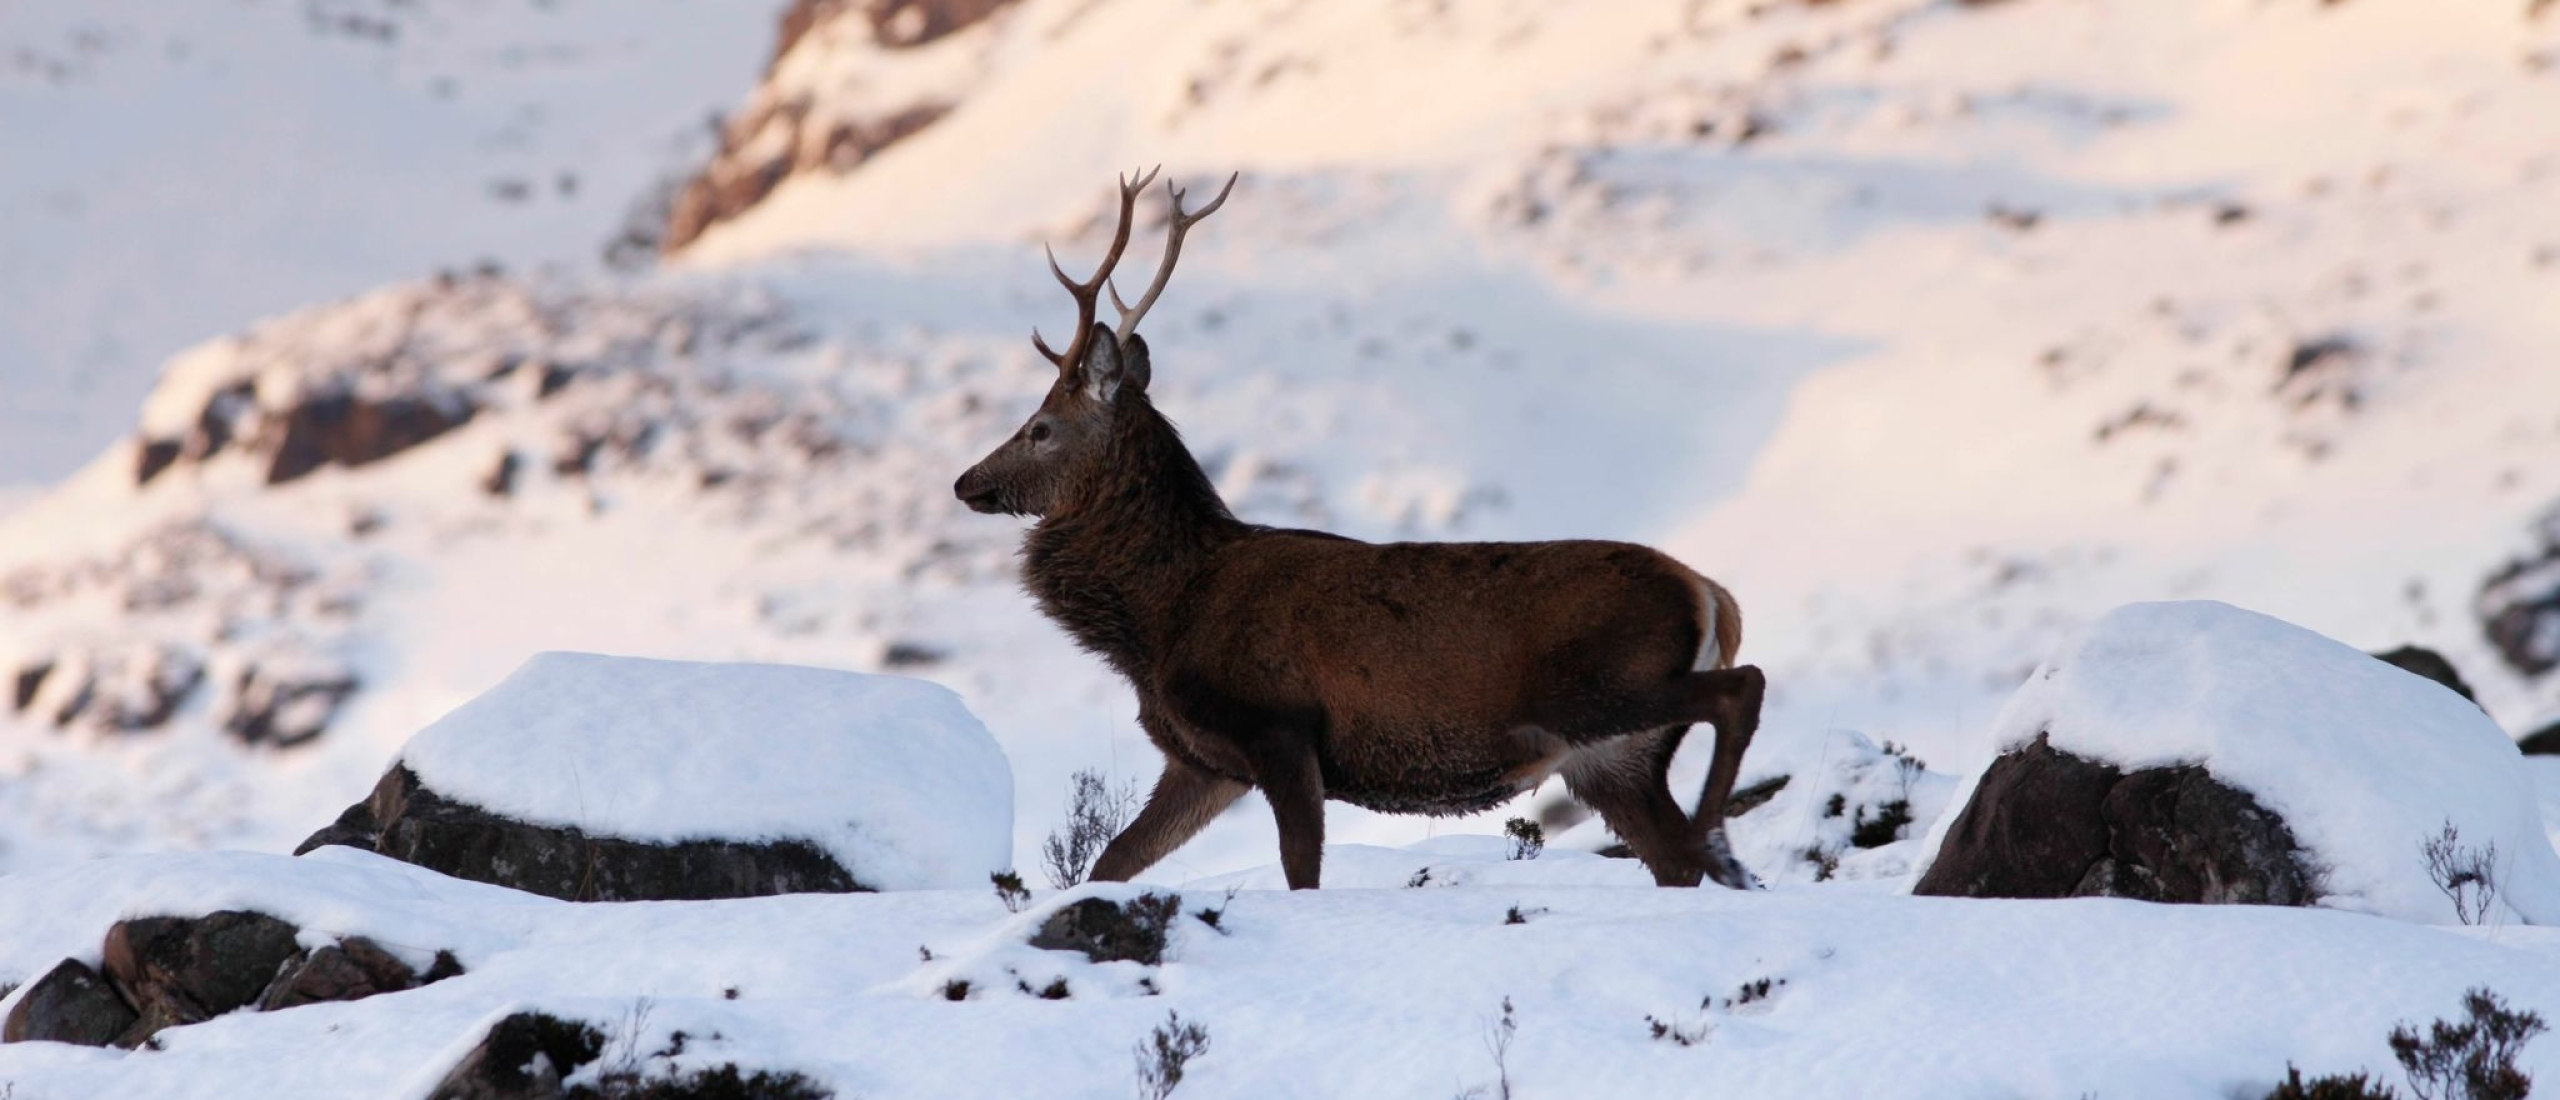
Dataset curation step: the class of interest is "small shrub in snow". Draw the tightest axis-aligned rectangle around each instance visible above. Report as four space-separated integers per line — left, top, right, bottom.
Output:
1193 886 1239 935
2389 987 2546 1100
2265 1064 2401 1100
1407 867 1435 888
1850 799 1915 849
1503 817 1545 861
2421 822 2501 927
570 1065 832 1100
1455 997 1518 1100
940 979 971 1002
1134 1010 1211 1100
1645 1010 1710 1048
1042 769 1138 890
991 870 1032 914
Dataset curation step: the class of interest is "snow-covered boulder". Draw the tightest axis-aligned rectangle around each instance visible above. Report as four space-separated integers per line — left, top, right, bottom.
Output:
1917 601 2560 925
299 652 1013 900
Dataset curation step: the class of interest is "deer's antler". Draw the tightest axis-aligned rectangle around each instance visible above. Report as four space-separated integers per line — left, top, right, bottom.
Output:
1032 166 1161 378
1110 172 1238 343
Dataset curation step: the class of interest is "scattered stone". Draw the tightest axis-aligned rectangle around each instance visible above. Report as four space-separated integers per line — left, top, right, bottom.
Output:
1029 893 1181 967
256 936 430 1011
426 1011 605 1100
2372 645 2477 703
2518 718 2560 756
3 959 138 1047
2479 519 2560 679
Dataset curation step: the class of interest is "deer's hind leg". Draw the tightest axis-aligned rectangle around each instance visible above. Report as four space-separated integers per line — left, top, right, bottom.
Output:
1563 731 1709 887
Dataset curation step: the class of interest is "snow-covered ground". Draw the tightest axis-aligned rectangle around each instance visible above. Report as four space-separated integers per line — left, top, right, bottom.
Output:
4 846 2560 1099
15 0 2560 1038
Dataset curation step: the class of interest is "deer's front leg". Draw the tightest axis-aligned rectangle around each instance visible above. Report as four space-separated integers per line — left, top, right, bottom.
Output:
1252 741 1327 890
1090 758 1249 884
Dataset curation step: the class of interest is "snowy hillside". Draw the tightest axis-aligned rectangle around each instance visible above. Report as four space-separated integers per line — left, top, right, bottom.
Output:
4 0 2560 890
0 0 775 485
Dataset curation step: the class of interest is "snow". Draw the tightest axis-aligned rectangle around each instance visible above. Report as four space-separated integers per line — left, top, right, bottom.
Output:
397 652 1014 892
1920 601 2560 926
6 846 2560 1098
0 0 2553 981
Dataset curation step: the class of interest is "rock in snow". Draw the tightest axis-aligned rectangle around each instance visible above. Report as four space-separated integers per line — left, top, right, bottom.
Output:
318 653 1013 896
1918 601 2560 925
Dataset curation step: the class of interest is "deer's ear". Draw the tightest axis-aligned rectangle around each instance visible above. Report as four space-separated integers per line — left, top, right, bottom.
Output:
1118 334 1152 397
1080 323 1148 403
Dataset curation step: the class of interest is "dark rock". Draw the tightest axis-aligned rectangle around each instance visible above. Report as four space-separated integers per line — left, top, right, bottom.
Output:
426 1011 605 1100
1029 893 1180 966
1915 733 2315 906
136 438 185 486
299 766 867 902
296 797 382 855
256 937 430 1011
264 389 476 485
483 451 521 497
102 911 304 1046
2372 645 2477 702
2479 527 2560 679
224 664 361 748
10 659 51 713
3 959 138 1046
2519 718 2560 756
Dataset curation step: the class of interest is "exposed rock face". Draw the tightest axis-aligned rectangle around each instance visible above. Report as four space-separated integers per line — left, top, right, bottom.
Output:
426 1011 605 1100
1029 894 1180 967
3 959 137 1046
262 389 478 485
2372 645 2477 703
1914 734 2315 907
298 766 868 902
659 0 1016 252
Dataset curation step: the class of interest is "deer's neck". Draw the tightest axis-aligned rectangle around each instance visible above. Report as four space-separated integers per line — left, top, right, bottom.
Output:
1022 404 1243 680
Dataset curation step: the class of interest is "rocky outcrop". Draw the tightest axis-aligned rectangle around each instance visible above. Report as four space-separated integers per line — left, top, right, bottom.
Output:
298 766 868 902
1914 734 2315 906
3 911 461 1050
659 0 1016 252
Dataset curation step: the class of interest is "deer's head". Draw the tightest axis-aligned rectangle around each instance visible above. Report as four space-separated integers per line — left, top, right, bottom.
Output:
955 168 1234 517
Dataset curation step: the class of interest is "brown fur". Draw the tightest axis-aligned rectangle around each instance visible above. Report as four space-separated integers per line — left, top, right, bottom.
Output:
958 325 1764 889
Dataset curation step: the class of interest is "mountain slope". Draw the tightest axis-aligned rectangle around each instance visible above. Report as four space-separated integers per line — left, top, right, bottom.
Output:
2 0 2556 879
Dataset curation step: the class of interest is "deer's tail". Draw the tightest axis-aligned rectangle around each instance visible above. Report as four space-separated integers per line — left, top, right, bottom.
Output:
1692 575 1744 672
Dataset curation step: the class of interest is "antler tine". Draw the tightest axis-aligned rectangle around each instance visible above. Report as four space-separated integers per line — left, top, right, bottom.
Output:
1112 171 1239 343
1028 167 1161 374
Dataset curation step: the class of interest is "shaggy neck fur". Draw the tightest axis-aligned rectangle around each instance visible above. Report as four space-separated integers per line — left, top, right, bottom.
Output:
1023 398 1245 678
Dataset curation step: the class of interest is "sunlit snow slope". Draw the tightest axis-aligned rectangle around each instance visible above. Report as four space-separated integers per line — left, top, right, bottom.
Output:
2 0 2556 881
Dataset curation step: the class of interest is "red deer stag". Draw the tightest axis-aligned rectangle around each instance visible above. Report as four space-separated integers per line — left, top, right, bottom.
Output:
955 169 1763 889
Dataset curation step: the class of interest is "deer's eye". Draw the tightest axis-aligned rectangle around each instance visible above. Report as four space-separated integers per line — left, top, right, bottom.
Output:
1028 422 1052 443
